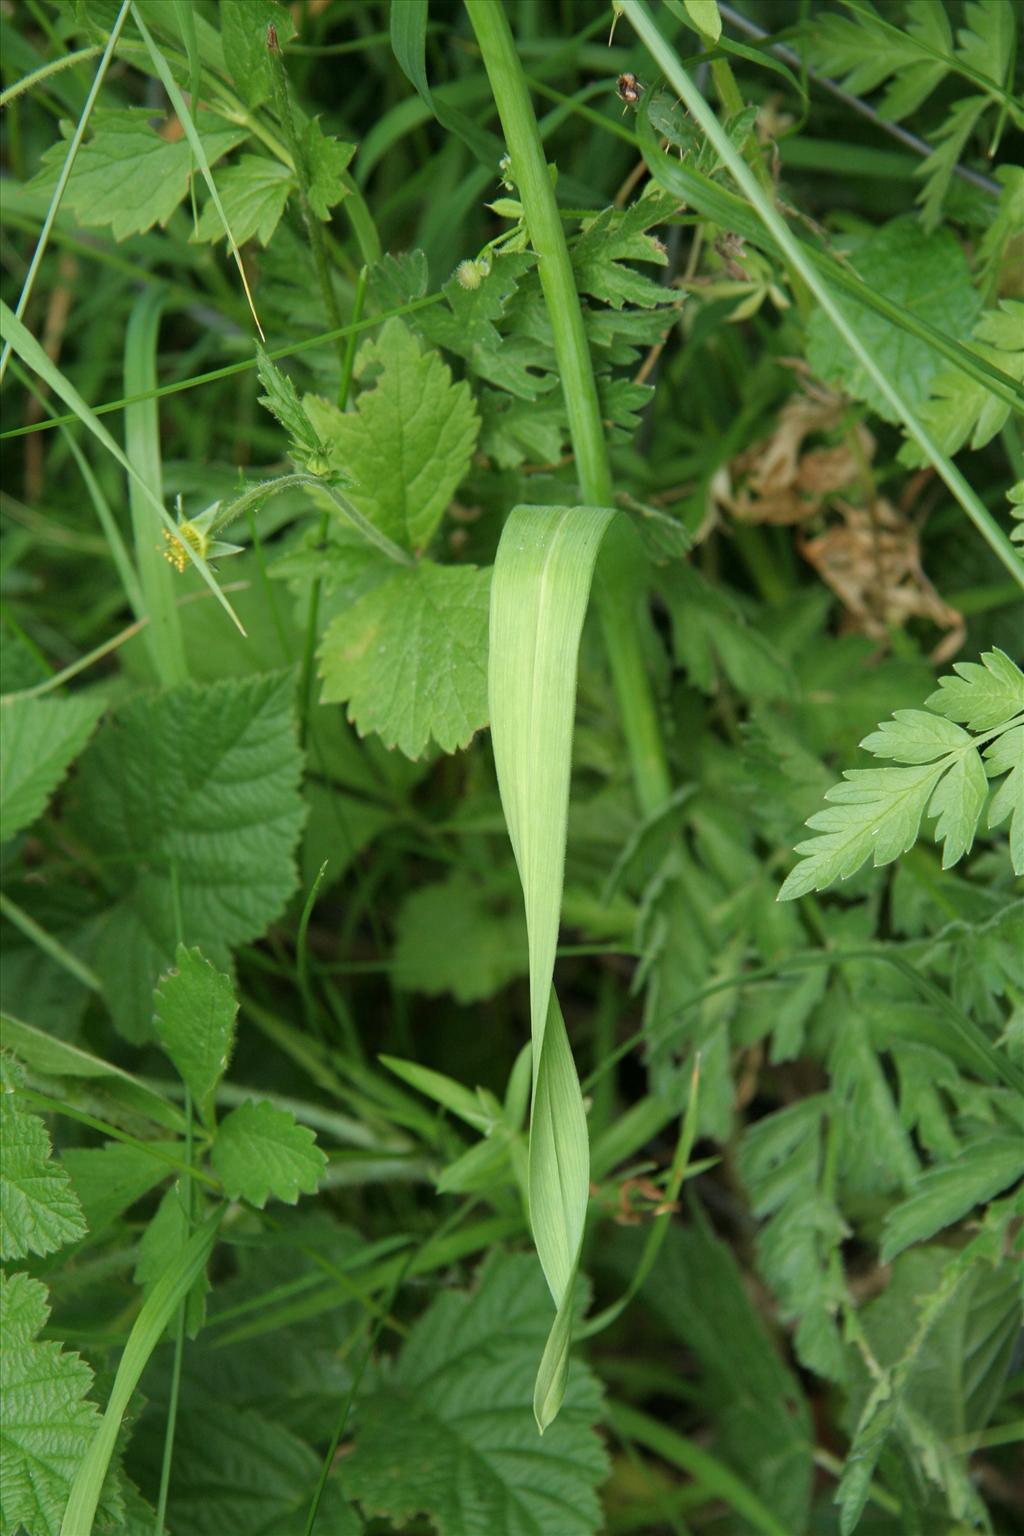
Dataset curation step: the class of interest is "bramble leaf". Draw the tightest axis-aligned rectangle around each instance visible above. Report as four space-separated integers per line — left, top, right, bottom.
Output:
194 155 294 246
71 673 305 1040
344 1252 608 1536
806 218 979 422
27 109 244 240
779 652 1024 897
0 1059 86 1261
319 560 491 759
211 1099 326 1208
0 694 104 844
153 945 237 1125
314 319 479 553
0 1271 119 1536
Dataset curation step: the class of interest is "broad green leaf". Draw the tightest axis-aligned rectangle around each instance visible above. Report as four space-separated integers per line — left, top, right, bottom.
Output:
345 1251 608 1535
27 108 244 239
0 694 104 844
313 319 479 553
147 1402 360 1536
153 944 237 1125
881 1137 1024 1261
193 154 294 246
393 873 527 1002
220 0 295 107
926 646 1024 731
899 301 1024 466
489 503 614 1427
62 1142 177 1234
71 672 305 1040
211 1098 326 1207
319 560 491 759
0 1059 86 1260
0 1272 120 1536
806 218 979 423
302 117 355 219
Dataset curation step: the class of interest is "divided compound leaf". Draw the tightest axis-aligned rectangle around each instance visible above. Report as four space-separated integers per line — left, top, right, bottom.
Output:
256 348 329 473
779 651 1024 898
0 1059 87 1261
153 945 238 1125
0 694 105 845
0 1272 120 1536
314 318 479 553
393 874 528 1002
211 1098 326 1208
71 672 305 1040
27 109 245 240
302 118 356 219
319 560 491 759
572 196 677 310
880 1136 1024 1262
898 301 1024 466
344 1252 608 1536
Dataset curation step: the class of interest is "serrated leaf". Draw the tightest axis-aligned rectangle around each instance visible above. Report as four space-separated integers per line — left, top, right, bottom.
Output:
914 93 989 231
986 724 1023 874
881 1137 1024 1261
302 117 354 219
806 218 979 423
926 646 1024 731
319 560 490 759
0 1272 119 1536
809 3 949 112
220 0 295 107
928 745 988 867
193 155 294 246
393 874 527 1002
211 1098 325 1208
318 319 478 553
256 348 326 467
150 1402 360 1536
417 254 554 401
0 1062 86 1260
899 301 1024 465
153 945 237 1124
573 200 675 311
71 673 305 1040
344 1251 608 1536
27 109 244 240
860 709 971 763
0 694 104 844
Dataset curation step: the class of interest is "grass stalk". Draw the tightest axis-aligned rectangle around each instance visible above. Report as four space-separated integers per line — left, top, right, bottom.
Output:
465 0 671 815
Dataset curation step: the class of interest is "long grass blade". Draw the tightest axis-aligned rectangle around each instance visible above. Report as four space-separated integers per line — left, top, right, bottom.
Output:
59 1211 222 1536
489 502 613 1428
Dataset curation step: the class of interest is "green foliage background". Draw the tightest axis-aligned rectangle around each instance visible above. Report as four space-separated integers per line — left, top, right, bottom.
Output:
1 1 1022 1534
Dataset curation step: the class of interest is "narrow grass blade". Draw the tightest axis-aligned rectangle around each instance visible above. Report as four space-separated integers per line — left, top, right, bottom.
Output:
489 502 614 1429
59 1211 222 1536
0 0 131 386
124 288 187 684
0 301 246 636
129 1 264 341
621 0 1024 587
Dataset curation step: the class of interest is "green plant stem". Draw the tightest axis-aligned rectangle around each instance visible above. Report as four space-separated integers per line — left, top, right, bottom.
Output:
154 1089 192 1536
267 30 345 367
465 0 671 815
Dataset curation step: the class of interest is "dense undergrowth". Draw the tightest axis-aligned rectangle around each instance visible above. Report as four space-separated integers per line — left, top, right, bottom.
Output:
1 1 1022 1533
